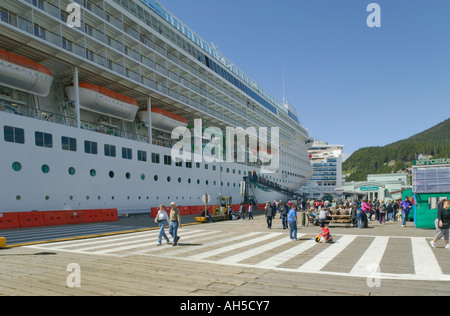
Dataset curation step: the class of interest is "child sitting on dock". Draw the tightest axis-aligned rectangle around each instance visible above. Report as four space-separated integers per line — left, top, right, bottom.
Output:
315 223 333 243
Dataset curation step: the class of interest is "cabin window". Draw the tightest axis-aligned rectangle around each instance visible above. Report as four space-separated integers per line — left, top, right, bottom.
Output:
62 136 77 151
138 150 147 162
12 161 21 171
84 141 98 154
4 126 24 144
151 153 160 163
104 144 116 157
35 131 53 148
122 147 132 160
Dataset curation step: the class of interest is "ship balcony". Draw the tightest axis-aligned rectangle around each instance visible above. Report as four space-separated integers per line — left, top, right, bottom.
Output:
0 97 150 143
0 0 300 144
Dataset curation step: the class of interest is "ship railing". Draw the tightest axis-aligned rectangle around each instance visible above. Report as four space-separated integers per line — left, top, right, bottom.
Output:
248 178 296 196
1 2 300 143
0 99 156 143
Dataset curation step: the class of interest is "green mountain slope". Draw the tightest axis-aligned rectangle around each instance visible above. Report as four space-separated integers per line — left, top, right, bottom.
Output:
343 118 450 181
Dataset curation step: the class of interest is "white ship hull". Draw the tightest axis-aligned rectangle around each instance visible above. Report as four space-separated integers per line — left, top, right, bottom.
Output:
0 0 312 220
0 111 304 213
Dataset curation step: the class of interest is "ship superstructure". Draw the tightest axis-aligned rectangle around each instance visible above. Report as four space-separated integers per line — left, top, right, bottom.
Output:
0 0 312 214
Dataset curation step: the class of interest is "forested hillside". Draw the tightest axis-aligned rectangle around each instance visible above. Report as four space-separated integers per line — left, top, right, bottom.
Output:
343 118 450 181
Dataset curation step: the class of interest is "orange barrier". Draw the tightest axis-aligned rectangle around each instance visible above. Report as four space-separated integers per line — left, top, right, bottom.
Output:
0 212 20 230
150 207 158 218
84 209 103 223
189 205 198 215
18 211 45 228
101 209 118 222
65 210 85 224
0 208 119 230
43 211 67 226
179 206 190 216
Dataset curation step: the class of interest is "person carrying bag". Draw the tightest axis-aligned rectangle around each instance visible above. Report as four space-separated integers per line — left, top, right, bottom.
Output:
155 204 170 246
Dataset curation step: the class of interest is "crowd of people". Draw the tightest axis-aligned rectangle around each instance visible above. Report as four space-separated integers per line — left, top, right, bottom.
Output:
303 197 416 228
153 198 450 250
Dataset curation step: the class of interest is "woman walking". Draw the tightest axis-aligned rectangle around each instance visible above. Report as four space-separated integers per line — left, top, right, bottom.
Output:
155 204 170 246
430 199 450 250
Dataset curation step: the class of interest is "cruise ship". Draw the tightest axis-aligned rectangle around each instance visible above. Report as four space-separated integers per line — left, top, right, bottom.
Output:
0 0 312 219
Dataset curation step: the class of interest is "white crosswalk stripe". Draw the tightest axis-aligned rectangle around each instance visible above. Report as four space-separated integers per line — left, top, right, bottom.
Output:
411 237 443 278
217 235 289 264
298 235 356 272
253 234 314 268
24 228 450 281
350 236 389 277
187 232 281 261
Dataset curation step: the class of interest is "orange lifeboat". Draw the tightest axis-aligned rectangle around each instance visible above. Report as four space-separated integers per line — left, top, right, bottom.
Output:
137 108 187 131
65 82 138 122
0 48 53 97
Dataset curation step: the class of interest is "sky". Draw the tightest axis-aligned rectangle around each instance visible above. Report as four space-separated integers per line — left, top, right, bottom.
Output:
158 0 450 155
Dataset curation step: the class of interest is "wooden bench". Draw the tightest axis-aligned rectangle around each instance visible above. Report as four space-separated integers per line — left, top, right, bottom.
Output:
211 215 227 222
329 215 352 227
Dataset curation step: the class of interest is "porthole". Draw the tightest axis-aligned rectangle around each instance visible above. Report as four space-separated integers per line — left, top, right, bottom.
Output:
140 174 145 180
16 195 21 200
178 177 181 183
126 172 131 179
109 171 114 178
154 175 158 181
68 167 76 175
167 176 171 182
12 161 21 171
90 169 96 177
41 164 50 173
45 195 50 200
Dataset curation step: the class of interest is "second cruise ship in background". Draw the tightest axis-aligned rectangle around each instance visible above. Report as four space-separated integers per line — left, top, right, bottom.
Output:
0 0 312 216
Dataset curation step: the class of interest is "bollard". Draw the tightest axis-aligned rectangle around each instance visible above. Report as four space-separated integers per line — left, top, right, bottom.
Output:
0 237 6 248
